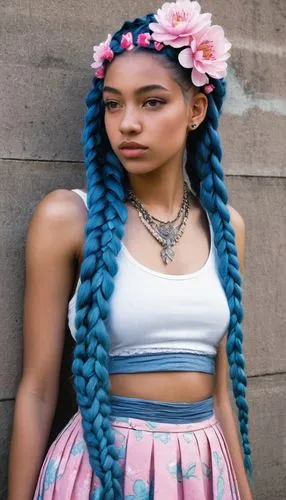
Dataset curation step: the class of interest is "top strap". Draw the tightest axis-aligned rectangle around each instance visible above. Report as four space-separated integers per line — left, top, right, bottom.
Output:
71 189 88 210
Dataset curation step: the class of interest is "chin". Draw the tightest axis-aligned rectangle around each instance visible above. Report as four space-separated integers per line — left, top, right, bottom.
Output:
118 155 164 175
122 162 161 176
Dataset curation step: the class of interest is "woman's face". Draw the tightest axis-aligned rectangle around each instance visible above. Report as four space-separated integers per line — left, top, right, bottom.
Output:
103 51 197 177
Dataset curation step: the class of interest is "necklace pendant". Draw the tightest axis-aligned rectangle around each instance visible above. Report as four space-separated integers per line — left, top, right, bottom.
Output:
158 223 177 240
161 244 175 265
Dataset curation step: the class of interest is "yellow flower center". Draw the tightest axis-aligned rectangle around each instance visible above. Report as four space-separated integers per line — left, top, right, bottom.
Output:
171 10 187 26
198 41 215 60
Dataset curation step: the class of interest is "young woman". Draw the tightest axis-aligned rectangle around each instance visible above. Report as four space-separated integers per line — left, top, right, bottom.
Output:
8 1 254 499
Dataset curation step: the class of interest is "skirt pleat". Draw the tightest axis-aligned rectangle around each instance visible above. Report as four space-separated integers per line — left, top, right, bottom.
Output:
212 423 240 499
33 410 241 499
152 426 181 499
123 424 154 498
179 429 208 498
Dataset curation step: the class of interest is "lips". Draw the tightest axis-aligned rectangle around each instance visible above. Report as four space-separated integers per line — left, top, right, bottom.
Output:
119 147 148 158
119 141 148 150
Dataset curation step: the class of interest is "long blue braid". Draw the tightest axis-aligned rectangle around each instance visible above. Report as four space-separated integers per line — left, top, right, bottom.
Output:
186 79 252 476
72 75 127 499
71 13 252 499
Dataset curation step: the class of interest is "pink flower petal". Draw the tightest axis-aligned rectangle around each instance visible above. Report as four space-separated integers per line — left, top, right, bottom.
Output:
154 41 164 51
95 67 105 79
184 12 212 35
190 38 197 52
167 35 192 48
207 65 227 79
101 47 114 62
120 32 134 50
191 67 209 86
195 24 223 45
203 83 215 94
91 60 102 69
212 52 231 63
194 50 205 64
194 57 207 72
151 32 179 42
178 47 194 69
137 33 151 47
148 22 166 34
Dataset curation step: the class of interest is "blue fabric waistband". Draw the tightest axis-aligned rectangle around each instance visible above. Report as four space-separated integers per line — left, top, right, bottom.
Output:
108 352 215 375
109 394 214 423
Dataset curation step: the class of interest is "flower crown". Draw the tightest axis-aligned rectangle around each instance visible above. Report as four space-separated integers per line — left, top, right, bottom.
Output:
91 0 231 94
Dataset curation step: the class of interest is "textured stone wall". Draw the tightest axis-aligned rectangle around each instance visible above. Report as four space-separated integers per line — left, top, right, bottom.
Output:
1 1 285 498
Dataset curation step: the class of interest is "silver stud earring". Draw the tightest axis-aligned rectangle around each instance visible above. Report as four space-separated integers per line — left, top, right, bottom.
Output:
191 123 197 129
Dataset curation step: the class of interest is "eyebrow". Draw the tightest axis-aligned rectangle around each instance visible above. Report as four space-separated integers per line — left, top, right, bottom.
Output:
102 84 170 95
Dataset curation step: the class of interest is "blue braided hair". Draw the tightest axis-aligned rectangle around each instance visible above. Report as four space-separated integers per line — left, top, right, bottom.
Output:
71 12 252 499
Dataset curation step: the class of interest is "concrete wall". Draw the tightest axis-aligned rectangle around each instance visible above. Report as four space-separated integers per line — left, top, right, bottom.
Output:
1 0 285 498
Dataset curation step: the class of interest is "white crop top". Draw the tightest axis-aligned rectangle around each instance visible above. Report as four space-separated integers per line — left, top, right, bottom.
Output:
68 189 230 374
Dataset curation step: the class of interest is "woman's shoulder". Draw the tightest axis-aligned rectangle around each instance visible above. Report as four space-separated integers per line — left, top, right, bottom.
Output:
28 188 87 260
228 204 245 229
31 188 87 231
36 187 87 213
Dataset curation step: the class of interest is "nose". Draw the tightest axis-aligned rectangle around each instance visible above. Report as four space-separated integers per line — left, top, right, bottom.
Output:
119 106 142 135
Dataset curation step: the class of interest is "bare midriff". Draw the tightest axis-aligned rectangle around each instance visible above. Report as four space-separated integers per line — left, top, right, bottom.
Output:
110 372 215 402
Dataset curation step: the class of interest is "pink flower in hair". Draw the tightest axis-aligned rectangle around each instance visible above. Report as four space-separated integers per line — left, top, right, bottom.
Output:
178 25 231 86
154 41 164 51
137 32 151 47
91 34 114 77
95 67 105 79
203 83 215 94
120 32 134 50
149 0 212 49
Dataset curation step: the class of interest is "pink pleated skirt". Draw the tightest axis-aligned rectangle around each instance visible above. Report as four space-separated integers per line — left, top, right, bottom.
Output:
33 407 240 499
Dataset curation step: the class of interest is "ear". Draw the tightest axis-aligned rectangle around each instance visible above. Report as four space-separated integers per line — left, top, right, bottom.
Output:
187 90 208 130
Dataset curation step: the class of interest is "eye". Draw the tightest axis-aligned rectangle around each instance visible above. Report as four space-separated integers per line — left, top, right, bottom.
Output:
103 101 119 111
144 99 165 108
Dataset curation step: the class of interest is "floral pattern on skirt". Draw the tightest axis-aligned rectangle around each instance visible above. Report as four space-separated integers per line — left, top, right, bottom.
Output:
33 410 240 499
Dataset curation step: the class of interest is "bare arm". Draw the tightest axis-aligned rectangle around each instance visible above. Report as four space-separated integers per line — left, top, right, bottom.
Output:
214 206 253 500
7 189 85 500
